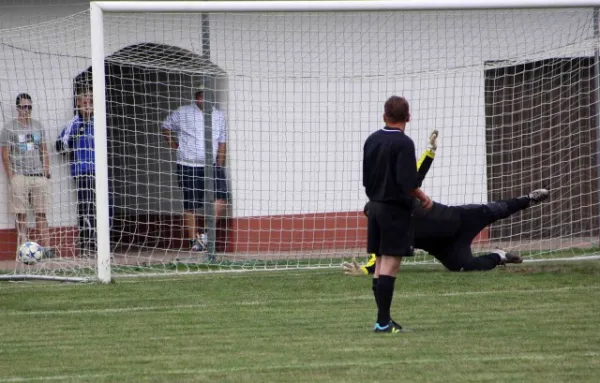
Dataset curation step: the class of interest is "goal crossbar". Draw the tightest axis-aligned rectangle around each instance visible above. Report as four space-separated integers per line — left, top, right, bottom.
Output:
93 1 600 12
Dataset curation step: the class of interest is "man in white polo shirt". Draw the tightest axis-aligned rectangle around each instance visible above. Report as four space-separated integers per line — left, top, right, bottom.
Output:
162 85 227 252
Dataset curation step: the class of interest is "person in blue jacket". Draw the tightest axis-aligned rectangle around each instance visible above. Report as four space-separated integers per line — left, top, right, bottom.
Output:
56 90 97 255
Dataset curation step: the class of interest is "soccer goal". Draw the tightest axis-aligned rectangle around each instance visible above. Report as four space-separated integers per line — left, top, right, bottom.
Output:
1 0 600 283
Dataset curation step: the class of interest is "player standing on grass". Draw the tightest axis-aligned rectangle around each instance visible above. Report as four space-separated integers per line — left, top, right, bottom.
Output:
363 96 433 334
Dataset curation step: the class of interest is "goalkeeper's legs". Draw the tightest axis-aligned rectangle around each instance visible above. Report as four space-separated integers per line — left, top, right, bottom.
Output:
482 189 549 226
438 244 522 271
456 198 528 241
455 189 548 245
436 244 495 271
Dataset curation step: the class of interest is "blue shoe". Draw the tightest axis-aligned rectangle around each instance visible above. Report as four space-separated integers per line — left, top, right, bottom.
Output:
374 320 404 334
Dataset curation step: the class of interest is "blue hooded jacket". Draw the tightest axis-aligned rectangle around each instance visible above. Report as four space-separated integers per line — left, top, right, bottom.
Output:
57 115 95 176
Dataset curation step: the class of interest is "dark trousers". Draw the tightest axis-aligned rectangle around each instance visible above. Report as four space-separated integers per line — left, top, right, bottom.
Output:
76 175 96 253
437 197 530 271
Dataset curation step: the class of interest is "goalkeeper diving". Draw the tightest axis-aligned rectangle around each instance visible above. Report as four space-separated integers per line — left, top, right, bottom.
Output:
344 130 549 276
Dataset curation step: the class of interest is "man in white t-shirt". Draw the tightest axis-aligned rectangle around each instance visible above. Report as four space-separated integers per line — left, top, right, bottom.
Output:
162 85 227 252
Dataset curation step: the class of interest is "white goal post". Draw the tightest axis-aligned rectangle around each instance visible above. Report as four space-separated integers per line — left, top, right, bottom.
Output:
2 0 600 283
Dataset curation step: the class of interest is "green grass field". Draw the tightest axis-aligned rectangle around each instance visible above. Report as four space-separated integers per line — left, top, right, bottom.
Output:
1 262 600 382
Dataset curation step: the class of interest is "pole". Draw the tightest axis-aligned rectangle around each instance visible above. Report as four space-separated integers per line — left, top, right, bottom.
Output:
594 8 600 245
90 3 111 283
202 12 217 260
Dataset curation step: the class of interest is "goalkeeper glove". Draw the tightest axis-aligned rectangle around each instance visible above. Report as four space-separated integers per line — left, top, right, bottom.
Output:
342 258 367 276
427 129 439 152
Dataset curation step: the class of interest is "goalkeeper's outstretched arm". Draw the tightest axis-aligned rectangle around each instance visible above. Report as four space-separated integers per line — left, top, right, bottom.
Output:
416 129 438 187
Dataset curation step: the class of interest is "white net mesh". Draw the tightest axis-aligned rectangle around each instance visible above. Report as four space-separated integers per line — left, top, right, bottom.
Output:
1 7 599 280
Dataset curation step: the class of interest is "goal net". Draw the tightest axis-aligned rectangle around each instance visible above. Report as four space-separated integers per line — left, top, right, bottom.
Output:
1 1 600 282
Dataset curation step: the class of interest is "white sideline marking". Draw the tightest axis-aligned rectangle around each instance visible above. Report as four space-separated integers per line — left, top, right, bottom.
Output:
1 352 598 382
2 304 207 316
3 285 599 317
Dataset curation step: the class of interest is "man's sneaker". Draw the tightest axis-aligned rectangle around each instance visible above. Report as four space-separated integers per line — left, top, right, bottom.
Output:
528 189 549 205
492 249 523 265
42 247 57 259
374 320 404 334
191 238 207 252
504 251 523 264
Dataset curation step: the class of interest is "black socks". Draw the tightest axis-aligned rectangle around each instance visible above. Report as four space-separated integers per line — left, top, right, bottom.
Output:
375 275 397 326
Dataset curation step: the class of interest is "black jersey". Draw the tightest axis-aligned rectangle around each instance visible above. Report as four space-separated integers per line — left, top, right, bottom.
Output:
413 201 461 254
363 127 418 209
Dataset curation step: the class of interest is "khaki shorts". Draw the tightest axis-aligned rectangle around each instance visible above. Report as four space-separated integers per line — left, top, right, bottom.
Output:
9 175 50 215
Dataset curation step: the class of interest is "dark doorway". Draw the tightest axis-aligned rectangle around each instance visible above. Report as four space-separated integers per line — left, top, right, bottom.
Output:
485 58 599 241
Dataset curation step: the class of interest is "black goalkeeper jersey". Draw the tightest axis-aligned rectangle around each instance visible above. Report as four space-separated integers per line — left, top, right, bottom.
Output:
413 201 461 255
363 127 418 209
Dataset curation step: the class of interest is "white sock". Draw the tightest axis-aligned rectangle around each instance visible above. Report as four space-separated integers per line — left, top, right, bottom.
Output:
492 249 507 261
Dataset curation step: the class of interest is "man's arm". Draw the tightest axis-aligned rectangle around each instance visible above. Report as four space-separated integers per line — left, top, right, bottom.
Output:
216 110 227 166
411 188 433 209
163 129 179 150
216 143 226 166
1 145 12 180
41 143 50 178
56 117 77 154
0 129 12 179
162 110 180 150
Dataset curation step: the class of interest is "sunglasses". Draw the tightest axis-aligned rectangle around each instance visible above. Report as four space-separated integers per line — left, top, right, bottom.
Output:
17 105 32 110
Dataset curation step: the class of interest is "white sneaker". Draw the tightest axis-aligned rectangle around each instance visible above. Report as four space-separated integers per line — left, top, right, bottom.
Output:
528 189 549 205
190 235 207 252
492 249 523 265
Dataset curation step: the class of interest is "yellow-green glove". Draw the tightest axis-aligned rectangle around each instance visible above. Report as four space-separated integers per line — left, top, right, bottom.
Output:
342 258 367 276
427 129 439 152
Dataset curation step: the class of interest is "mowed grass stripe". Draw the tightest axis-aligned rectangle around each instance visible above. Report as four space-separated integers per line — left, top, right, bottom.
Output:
2 284 599 316
1 351 599 383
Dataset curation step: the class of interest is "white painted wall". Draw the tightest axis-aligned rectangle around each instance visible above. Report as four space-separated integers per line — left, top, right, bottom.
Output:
0 4 595 231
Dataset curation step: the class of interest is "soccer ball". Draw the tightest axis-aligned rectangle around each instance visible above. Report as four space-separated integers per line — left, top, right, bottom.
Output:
18 242 43 265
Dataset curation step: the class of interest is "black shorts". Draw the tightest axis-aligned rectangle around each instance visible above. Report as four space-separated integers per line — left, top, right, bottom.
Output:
177 164 228 211
367 201 414 257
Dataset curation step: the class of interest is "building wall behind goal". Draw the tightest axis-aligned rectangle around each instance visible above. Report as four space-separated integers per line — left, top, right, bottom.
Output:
0 4 595 254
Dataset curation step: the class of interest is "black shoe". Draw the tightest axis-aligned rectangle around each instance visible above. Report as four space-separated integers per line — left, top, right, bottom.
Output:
504 251 523 264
